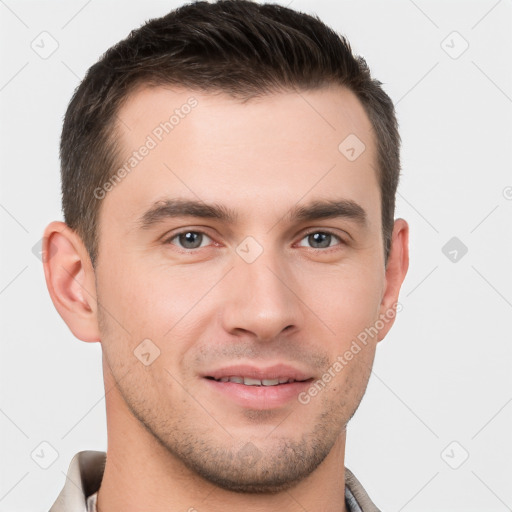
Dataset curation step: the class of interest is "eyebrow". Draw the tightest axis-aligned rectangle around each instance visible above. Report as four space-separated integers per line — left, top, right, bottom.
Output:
137 197 367 230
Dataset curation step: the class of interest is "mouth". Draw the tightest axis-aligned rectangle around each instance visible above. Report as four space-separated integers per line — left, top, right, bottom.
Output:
202 365 314 409
205 376 310 386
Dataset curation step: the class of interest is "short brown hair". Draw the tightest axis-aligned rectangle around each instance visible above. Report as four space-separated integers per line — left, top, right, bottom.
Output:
60 0 400 267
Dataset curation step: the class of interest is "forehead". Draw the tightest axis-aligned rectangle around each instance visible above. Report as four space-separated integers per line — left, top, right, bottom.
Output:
103 84 380 231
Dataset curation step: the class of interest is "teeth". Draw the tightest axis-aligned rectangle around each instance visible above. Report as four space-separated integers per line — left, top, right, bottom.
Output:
215 376 297 386
262 379 280 386
243 377 261 386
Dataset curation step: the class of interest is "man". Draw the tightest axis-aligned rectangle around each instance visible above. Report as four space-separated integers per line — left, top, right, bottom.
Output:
44 0 409 510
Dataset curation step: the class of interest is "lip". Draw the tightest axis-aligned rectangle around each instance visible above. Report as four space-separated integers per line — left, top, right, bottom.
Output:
203 364 312 382
202 364 314 410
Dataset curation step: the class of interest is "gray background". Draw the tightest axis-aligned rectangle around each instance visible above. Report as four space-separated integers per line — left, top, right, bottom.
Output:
1 0 511 510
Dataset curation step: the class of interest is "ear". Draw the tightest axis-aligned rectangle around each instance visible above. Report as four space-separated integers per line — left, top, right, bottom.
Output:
42 221 100 342
377 218 409 342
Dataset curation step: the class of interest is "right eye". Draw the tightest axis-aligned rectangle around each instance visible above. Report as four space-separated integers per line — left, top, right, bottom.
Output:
164 230 215 251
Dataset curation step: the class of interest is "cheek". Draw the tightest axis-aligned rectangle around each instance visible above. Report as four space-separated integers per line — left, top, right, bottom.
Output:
317 272 382 409
307 266 384 344
301 339 375 430
96 259 220 367
96 256 182 328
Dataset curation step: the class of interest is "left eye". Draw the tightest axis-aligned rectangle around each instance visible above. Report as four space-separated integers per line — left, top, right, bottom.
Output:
166 231 213 250
297 231 344 250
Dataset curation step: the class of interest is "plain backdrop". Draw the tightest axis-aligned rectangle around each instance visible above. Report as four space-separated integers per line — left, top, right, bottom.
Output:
1 1 511 511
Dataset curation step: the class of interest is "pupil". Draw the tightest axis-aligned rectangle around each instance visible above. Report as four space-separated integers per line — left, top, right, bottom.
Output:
180 232 201 249
310 232 330 248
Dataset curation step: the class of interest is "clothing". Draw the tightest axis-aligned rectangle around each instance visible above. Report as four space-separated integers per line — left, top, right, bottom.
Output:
49 451 380 512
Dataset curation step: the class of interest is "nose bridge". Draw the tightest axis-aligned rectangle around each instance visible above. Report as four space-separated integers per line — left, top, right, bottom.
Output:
222 241 301 341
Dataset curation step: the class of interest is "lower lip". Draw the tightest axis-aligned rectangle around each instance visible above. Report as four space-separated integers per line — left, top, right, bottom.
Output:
203 378 312 409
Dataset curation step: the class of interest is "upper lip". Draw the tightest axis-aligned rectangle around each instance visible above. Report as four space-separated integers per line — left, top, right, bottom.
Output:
203 364 313 382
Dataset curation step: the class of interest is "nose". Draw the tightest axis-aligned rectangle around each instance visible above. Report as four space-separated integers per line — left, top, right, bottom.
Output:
220 248 303 342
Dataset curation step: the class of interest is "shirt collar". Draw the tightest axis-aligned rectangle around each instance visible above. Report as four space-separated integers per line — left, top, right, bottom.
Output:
49 451 105 512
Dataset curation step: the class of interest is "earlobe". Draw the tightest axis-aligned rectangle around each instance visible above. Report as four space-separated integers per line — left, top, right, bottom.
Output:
42 221 100 342
377 218 410 342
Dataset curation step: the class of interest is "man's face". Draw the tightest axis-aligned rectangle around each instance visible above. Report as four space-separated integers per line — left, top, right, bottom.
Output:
95 85 391 492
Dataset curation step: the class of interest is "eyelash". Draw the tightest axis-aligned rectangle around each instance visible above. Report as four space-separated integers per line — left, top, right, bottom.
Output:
163 229 347 253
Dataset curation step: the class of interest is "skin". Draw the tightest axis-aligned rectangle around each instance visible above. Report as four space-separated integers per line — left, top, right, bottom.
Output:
43 84 409 512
